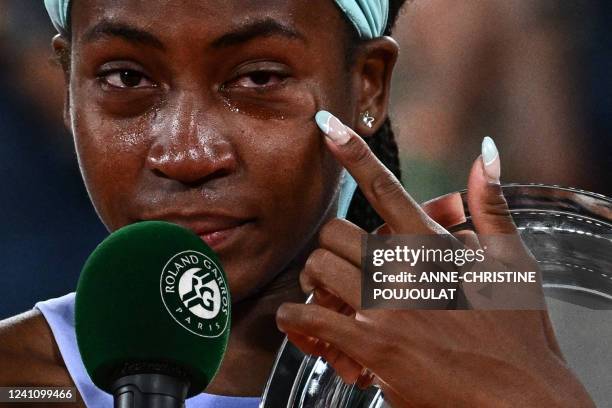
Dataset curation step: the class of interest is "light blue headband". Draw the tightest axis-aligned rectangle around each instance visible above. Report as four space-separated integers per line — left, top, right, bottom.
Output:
43 0 388 218
44 0 388 39
44 0 69 34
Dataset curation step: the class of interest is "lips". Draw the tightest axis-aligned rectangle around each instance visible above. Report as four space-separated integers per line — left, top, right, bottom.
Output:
140 213 254 251
192 218 252 250
197 226 243 249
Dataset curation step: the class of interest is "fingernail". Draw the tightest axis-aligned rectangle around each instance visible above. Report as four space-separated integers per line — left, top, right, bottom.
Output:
481 136 501 184
315 110 351 145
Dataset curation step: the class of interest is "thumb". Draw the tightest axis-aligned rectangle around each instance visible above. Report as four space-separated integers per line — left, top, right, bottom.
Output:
466 139 542 307
467 136 517 235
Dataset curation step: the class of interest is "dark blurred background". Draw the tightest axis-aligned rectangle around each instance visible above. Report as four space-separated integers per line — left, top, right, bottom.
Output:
0 1 107 318
1 0 610 318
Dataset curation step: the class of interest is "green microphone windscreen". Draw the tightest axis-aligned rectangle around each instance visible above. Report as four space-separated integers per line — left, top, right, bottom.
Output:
75 221 231 396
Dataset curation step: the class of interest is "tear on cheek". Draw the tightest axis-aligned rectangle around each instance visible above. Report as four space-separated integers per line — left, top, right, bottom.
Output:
222 97 287 121
221 88 317 123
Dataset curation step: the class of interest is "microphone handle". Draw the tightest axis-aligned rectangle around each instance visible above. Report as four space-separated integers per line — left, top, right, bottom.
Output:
113 373 190 408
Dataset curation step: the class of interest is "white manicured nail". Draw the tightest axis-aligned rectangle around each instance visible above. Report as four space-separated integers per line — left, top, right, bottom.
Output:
481 136 501 184
315 110 351 145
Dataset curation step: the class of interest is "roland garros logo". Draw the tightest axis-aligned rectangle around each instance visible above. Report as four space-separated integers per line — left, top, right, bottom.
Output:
160 250 229 338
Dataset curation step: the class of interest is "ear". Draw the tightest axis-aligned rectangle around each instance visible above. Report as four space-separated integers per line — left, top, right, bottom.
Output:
52 34 73 133
351 36 399 136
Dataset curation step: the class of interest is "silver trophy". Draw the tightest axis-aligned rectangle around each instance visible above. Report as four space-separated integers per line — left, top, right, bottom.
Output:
261 184 612 407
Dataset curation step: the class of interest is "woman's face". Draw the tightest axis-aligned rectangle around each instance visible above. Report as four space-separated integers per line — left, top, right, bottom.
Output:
65 0 359 300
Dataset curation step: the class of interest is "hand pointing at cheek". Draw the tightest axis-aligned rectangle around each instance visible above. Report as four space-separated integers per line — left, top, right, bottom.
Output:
275 111 595 407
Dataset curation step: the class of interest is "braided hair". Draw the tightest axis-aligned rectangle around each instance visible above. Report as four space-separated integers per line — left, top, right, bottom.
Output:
344 0 407 232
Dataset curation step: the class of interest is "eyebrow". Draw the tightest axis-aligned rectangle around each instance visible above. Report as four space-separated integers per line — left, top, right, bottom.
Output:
81 18 305 51
210 18 306 49
83 21 165 50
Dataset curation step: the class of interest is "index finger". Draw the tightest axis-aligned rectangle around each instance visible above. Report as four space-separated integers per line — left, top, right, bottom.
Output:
315 110 440 234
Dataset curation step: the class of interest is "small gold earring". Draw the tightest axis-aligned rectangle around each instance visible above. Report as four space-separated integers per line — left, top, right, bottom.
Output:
361 111 375 128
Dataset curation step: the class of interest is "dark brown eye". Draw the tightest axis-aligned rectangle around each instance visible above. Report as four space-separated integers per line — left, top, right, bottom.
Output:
102 69 155 89
250 72 273 85
119 70 144 87
227 71 287 89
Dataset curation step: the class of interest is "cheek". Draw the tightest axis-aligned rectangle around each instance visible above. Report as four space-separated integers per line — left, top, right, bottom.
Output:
253 123 336 213
235 87 340 222
223 76 344 229
72 101 152 230
221 116 341 299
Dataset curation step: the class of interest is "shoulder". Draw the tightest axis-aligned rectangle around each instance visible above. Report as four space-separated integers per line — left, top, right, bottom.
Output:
0 310 87 407
0 309 72 386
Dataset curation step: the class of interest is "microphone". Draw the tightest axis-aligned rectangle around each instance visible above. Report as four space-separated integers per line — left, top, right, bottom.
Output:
75 221 231 408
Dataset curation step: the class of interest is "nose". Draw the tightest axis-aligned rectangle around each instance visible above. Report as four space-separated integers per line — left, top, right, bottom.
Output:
146 95 237 186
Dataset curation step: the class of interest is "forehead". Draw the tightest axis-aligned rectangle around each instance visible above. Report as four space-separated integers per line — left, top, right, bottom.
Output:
70 0 349 45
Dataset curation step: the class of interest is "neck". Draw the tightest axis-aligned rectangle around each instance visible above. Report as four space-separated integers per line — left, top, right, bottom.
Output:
204 202 338 397
204 251 309 397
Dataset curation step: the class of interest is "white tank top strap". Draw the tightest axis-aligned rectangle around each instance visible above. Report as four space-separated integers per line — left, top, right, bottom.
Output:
35 293 261 407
